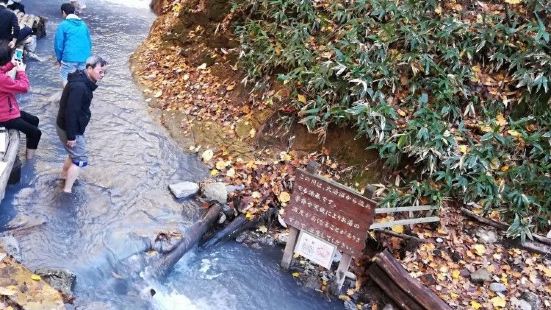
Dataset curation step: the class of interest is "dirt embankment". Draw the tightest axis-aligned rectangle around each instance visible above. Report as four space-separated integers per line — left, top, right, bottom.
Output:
131 0 383 186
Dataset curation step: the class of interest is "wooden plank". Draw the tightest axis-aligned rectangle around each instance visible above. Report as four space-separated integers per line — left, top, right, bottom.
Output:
373 251 452 310
368 264 425 310
369 217 440 229
330 254 352 295
0 130 20 202
374 205 439 214
281 226 299 270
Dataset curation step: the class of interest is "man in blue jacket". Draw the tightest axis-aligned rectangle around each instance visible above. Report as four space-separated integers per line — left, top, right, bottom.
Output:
54 2 92 86
56 55 107 193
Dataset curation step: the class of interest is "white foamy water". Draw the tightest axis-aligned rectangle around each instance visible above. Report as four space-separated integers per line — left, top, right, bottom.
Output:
98 0 151 9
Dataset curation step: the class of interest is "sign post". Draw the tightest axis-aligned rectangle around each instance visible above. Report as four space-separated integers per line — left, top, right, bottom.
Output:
281 169 376 293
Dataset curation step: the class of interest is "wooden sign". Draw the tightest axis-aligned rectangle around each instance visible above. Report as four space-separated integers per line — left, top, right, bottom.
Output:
294 230 337 269
284 169 375 258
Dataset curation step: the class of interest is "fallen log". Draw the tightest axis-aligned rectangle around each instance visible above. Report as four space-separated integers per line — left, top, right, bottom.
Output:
461 207 551 250
201 207 277 249
147 203 222 279
369 250 452 310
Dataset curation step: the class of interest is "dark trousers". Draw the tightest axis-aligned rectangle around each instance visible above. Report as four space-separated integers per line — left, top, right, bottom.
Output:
0 111 42 149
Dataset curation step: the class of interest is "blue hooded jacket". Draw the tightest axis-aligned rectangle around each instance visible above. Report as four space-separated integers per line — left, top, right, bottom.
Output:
54 14 92 63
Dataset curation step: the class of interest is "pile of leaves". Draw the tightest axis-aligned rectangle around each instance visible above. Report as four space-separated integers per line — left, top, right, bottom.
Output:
232 0 551 238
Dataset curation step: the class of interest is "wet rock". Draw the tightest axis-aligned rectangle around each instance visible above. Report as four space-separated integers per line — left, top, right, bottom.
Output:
511 297 532 310
34 268 76 296
235 232 247 243
345 271 356 281
274 232 288 246
226 184 245 193
470 268 491 283
250 243 262 249
344 300 356 310
168 181 199 199
475 228 498 244
521 292 541 310
490 282 507 293
460 268 470 278
202 182 228 203
0 235 21 261
304 274 321 291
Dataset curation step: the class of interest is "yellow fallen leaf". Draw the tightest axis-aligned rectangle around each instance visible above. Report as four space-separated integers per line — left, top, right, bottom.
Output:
292 272 300 278
397 109 407 117
391 225 404 234
201 149 214 162
471 300 482 309
257 225 268 233
504 0 522 4
245 212 255 220
507 130 521 137
279 192 291 203
216 161 228 170
452 270 460 280
210 169 219 176
473 244 486 256
435 5 442 15
458 145 469 154
279 151 292 162
297 94 307 104
31 274 41 281
491 296 506 308
249 128 256 138
226 84 235 91
153 90 163 98
496 113 507 127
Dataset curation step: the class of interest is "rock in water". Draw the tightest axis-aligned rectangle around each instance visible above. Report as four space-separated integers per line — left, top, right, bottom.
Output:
202 182 228 203
34 268 76 296
168 181 199 199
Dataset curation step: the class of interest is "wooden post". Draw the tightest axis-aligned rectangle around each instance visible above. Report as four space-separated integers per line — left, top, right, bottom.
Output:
331 253 352 295
281 226 299 270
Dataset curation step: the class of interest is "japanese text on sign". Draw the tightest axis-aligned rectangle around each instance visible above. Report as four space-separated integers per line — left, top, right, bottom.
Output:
284 169 375 257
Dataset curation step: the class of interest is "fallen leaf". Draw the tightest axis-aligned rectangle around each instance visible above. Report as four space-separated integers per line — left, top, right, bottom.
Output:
491 296 506 308
257 225 268 233
201 149 214 162
292 272 300 278
226 168 236 177
279 191 291 203
31 274 41 281
210 169 219 176
391 225 404 234
452 270 460 280
473 244 486 256
471 300 482 309
297 94 307 104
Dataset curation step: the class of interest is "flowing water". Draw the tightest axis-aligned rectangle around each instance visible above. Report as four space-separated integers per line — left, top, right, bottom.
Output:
0 1 343 309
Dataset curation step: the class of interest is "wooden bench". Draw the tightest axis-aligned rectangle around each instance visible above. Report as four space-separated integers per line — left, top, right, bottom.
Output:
0 130 20 203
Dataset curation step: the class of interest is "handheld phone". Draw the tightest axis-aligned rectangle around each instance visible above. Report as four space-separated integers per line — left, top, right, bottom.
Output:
14 48 24 63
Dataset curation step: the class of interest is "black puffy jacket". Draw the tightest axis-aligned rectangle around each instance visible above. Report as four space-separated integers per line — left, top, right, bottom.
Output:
57 70 98 140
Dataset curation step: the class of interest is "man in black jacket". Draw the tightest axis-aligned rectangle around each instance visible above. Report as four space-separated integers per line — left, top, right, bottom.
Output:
0 0 19 48
56 55 107 193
